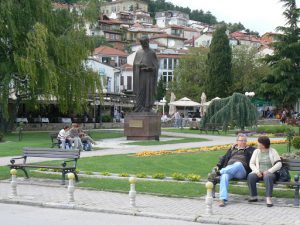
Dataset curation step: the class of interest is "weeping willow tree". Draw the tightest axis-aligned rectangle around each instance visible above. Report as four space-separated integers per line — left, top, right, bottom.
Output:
0 0 102 132
201 93 258 130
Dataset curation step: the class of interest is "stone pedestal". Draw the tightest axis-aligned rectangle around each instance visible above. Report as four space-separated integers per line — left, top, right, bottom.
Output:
124 112 161 140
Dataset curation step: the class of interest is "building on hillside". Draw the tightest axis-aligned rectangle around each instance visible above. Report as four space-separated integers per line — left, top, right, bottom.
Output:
126 23 164 42
150 34 187 49
101 0 148 15
99 17 125 50
260 32 278 45
194 33 213 48
230 31 261 49
93 46 128 68
155 11 189 28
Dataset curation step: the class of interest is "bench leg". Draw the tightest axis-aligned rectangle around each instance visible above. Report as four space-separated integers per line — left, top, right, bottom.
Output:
20 168 29 179
74 172 79 182
61 171 66 185
294 185 299 206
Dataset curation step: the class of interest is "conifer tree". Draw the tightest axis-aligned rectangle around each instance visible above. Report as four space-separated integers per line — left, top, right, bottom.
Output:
201 93 258 130
206 25 232 99
260 0 300 105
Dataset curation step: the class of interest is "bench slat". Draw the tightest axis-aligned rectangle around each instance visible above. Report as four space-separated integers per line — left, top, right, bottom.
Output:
12 164 75 169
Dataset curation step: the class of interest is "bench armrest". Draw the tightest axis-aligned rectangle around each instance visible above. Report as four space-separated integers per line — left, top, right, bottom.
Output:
10 156 26 165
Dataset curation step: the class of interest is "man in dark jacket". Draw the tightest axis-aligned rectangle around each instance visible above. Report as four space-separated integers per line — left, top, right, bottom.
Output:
208 134 255 207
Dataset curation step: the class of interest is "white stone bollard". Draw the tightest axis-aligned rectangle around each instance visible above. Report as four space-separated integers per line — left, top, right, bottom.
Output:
205 181 213 215
9 169 17 198
67 173 75 203
129 176 137 208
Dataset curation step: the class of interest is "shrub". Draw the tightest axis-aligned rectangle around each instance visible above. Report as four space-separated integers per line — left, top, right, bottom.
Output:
172 172 185 181
101 171 111 176
119 172 129 177
256 125 293 134
85 171 93 175
0 132 4 142
136 172 147 178
292 136 300 150
152 173 165 179
187 174 201 182
102 115 113 122
38 168 48 171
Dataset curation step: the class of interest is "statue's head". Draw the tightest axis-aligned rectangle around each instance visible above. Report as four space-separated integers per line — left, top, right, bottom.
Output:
139 36 149 49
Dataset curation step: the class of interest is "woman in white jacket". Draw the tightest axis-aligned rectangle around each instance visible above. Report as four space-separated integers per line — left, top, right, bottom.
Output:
248 136 282 207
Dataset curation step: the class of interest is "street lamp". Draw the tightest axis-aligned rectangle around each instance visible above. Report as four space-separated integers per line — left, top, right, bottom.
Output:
160 97 167 115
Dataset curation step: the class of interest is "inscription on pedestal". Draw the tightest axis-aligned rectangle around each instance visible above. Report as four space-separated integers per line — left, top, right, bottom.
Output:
129 120 143 128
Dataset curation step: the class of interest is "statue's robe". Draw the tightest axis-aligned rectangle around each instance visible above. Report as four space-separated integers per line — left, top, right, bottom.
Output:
133 48 158 112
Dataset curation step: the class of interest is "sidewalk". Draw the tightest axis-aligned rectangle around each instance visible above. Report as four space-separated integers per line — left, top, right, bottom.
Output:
0 179 299 225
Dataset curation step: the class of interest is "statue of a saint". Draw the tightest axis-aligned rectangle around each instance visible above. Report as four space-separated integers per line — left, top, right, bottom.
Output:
133 36 158 112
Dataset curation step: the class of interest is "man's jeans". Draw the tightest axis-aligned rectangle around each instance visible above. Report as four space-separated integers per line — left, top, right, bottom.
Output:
219 162 246 200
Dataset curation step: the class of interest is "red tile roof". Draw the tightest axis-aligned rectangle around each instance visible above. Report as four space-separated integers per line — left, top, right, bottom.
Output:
93 46 128 57
121 64 133 71
99 19 123 25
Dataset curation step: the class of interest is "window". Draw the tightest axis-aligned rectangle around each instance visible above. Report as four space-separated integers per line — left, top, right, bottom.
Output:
120 76 124 86
127 76 132 90
163 59 167 69
168 58 173 70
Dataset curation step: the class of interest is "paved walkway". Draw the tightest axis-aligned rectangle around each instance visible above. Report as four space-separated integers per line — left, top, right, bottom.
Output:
0 180 299 225
0 131 284 166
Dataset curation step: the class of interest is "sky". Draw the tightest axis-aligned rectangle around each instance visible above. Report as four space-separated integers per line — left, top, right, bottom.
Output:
170 0 300 34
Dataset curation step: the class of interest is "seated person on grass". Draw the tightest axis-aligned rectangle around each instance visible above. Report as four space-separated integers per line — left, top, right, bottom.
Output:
208 133 255 207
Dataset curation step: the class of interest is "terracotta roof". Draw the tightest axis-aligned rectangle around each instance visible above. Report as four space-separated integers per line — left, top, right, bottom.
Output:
167 24 185 30
150 34 187 41
157 54 183 59
99 19 123 25
121 64 133 71
183 27 199 32
93 46 128 57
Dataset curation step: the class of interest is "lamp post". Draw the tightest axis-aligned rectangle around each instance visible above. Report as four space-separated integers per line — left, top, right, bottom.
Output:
160 97 167 115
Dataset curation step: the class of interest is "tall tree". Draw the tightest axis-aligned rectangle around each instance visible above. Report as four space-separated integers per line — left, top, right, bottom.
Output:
171 47 209 101
231 46 271 94
156 77 166 101
260 0 300 106
0 0 101 132
206 25 232 99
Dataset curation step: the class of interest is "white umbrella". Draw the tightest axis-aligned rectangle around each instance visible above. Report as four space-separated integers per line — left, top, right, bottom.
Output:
169 97 201 107
169 92 176 116
169 97 201 117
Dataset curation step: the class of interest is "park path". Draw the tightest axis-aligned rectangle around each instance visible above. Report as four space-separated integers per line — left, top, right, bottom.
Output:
0 131 284 166
0 180 299 225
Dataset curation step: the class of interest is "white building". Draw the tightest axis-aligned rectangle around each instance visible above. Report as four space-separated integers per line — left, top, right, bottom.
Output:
86 58 121 94
155 11 189 28
195 33 213 48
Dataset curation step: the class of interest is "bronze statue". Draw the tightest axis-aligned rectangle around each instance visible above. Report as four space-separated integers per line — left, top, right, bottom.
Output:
133 36 158 112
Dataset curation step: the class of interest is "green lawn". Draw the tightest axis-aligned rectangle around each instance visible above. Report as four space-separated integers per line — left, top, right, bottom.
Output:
126 137 208 146
0 131 123 157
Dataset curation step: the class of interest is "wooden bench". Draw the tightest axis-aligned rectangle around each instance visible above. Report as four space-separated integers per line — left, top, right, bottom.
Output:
8 147 80 185
211 158 300 206
200 123 223 134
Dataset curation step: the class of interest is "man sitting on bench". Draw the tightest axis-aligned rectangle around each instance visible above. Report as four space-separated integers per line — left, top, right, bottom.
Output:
57 125 71 149
208 134 255 207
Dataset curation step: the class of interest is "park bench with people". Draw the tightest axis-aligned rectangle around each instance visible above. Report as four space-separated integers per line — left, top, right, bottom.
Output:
210 158 300 206
8 147 80 185
49 129 92 148
199 123 223 134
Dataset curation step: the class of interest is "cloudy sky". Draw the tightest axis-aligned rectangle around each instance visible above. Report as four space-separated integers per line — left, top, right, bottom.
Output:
170 0 300 34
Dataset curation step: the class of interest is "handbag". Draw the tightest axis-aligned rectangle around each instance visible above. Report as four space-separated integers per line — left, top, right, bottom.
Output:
274 159 291 182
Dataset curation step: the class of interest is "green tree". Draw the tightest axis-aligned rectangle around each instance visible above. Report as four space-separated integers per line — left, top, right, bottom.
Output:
260 0 300 106
171 48 209 101
206 25 232 99
201 93 258 130
156 77 166 101
0 0 101 132
231 46 271 94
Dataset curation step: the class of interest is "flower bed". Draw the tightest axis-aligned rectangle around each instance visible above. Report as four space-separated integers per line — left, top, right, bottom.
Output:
135 140 288 157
